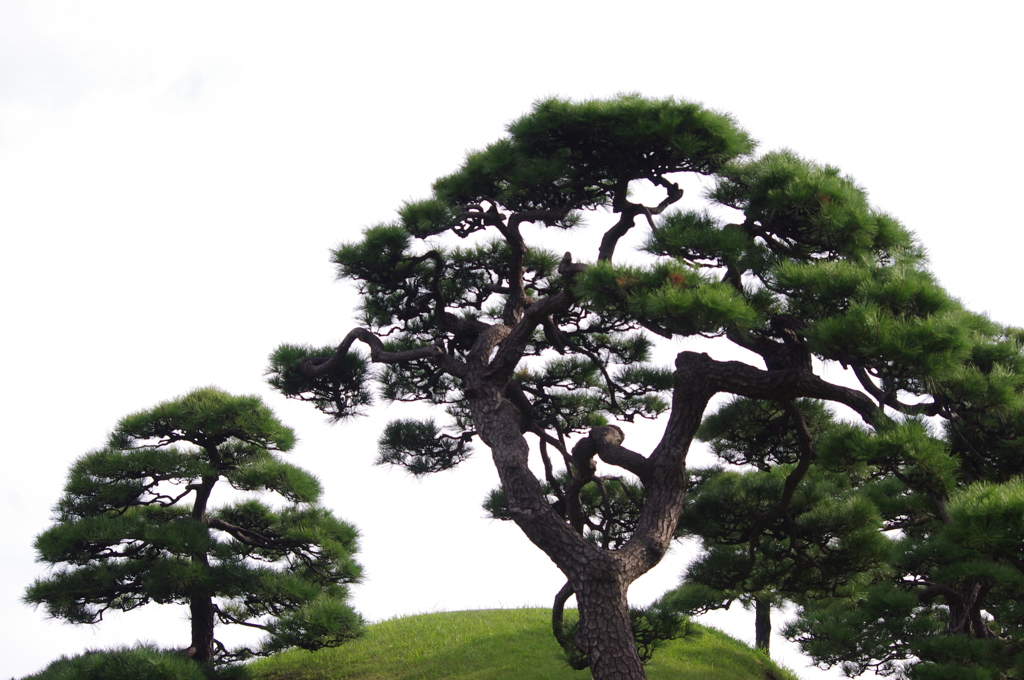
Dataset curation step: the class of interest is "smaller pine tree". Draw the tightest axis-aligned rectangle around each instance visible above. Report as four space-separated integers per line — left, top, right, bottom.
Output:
25 387 364 666
663 397 889 653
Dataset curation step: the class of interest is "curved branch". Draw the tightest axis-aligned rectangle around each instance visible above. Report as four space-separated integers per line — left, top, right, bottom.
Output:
500 206 572 326
552 580 585 667
598 208 642 262
618 351 884 579
214 604 272 631
565 435 600 532
303 327 464 378
673 352 883 427
598 179 683 261
737 399 818 586
589 426 652 485
852 364 941 417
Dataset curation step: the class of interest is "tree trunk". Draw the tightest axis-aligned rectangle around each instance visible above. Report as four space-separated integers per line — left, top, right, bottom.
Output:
188 593 216 664
188 471 218 664
574 574 646 680
754 596 772 653
467 384 651 679
466 349 853 678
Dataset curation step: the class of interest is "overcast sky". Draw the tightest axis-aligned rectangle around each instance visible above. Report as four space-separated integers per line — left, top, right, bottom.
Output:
2 2 1022 678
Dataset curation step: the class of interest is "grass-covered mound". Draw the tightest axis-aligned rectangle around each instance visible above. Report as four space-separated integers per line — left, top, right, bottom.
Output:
248 608 797 680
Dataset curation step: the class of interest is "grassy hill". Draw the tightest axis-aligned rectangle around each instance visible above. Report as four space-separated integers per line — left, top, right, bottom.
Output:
248 608 798 680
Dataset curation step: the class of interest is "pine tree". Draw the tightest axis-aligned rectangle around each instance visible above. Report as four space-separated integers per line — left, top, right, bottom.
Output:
25 387 364 666
667 346 1024 678
267 94 1024 679
662 398 888 653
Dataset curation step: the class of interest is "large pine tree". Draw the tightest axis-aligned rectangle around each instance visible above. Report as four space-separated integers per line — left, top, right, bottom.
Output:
268 95 1024 679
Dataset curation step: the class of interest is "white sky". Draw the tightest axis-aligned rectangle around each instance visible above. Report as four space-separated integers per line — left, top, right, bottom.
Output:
2 2 1022 678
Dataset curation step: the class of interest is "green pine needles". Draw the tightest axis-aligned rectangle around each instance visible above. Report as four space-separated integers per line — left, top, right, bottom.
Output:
25 387 364 667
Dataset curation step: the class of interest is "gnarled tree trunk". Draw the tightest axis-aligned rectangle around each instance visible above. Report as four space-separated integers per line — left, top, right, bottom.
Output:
573 572 645 680
466 369 699 680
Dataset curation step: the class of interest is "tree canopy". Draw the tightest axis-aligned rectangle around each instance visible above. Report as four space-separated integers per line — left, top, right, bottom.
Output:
268 93 1024 680
25 387 364 666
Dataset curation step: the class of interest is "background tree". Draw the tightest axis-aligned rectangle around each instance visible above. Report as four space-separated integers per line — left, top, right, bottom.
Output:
783 340 1024 679
666 341 1024 677
25 387 364 667
266 94 1023 679
661 398 888 654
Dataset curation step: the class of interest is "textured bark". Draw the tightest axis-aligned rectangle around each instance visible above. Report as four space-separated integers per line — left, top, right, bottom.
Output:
467 376 648 679
188 594 216 664
466 349 710 679
462 341 873 678
754 597 772 653
575 572 645 680
925 582 996 639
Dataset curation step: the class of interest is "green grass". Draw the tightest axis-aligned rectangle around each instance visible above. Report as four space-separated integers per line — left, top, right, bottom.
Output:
248 608 798 680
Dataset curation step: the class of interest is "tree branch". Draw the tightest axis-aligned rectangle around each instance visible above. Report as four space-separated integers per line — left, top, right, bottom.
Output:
483 253 587 383
205 517 279 549
598 178 683 261
588 425 652 485
852 364 941 416
673 352 883 427
302 327 464 378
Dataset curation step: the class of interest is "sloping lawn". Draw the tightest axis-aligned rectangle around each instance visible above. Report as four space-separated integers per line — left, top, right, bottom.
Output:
248 608 797 680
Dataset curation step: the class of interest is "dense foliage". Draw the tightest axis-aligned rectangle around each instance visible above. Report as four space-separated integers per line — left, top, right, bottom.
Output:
22 644 248 680
267 94 1024 679
25 388 364 666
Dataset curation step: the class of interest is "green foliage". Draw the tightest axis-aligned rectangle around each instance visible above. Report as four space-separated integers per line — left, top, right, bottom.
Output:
271 94 755 459
434 94 755 214
678 327 1024 678
947 478 1024 557
259 594 364 655
628 606 696 665
112 387 296 452
484 473 655 550
697 398 834 470
580 260 760 337
25 388 363 666
223 451 322 503
266 344 374 420
784 584 939 678
710 150 912 261
398 198 461 237
377 418 472 475
21 643 244 680
676 463 888 601
644 210 758 272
